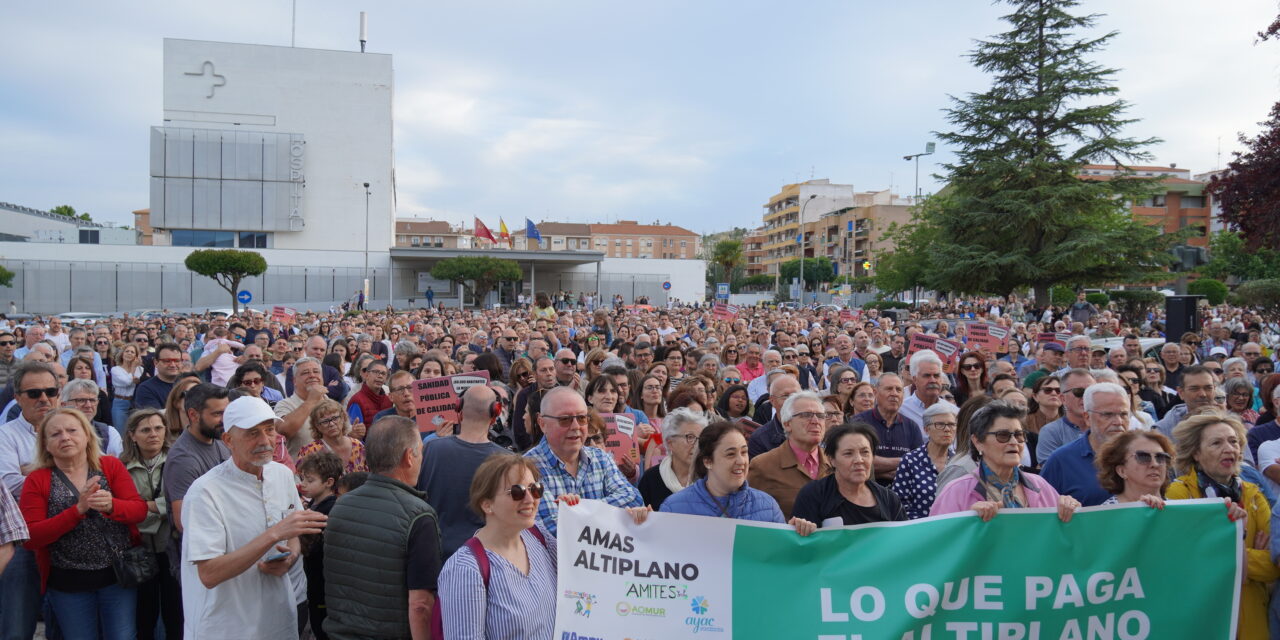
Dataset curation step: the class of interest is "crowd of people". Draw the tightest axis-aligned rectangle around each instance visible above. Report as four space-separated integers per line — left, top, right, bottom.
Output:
0 290 1277 639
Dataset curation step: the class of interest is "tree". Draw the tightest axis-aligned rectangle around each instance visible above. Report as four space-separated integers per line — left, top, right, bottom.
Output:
1107 289 1163 326
712 240 744 280
0 264 12 288
49 205 90 222
1187 278 1228 306
740 274 774 290
921 0 1180 303
778 257 834 289
431 256 522 307
1235 279 1280 318
1199 231 1280 282
184 249 268 314
1207 103 1280 252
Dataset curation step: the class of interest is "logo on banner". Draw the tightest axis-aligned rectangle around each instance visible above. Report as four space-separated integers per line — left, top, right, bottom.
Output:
616 602 667 618
563 591 597 618
624 581 689 600
685 596 723 633
560 633 604 640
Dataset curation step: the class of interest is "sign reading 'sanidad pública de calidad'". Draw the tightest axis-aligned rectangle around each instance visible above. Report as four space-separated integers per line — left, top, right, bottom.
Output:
554 499 1239 640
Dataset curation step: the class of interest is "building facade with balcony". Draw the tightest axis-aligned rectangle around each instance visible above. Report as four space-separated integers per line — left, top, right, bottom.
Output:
743 227 767 277
395 219 467 248
1080 164 1212 247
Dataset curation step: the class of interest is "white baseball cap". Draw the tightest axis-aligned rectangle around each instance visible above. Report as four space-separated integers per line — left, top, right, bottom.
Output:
222 396 280 431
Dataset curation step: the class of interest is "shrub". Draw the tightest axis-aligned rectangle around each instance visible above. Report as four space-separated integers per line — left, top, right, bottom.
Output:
1186 278 1228 306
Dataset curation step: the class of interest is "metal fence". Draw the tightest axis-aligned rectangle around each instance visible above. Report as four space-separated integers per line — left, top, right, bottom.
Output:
1 259 673 314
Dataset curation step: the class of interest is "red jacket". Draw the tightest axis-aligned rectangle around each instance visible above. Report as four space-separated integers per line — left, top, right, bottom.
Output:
348 384 392 424
19 455 147 592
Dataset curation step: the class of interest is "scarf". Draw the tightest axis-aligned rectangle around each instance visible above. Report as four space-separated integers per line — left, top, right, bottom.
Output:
658 456 687 495
980 460 1025 508
1196 466 1242 504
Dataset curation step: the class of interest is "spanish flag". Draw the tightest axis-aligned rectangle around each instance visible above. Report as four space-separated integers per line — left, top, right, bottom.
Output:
498 218 511 247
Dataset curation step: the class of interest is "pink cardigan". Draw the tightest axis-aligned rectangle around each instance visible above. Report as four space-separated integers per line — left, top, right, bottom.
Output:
930 468 1061 517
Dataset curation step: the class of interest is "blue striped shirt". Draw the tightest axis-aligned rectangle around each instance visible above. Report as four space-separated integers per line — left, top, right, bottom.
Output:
438 527 558 640
523 440 642 535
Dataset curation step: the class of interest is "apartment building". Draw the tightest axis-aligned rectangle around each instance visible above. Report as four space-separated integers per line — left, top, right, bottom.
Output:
743 227 768 277
394 219 467 248
1080 164 1212 247
589 221 699 259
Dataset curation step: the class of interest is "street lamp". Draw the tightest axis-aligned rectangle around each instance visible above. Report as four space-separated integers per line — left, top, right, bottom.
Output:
363 182 371 301
903 142 936 202
798 194 817 305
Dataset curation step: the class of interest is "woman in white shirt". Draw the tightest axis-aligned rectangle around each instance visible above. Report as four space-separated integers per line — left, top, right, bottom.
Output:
110 343 145 431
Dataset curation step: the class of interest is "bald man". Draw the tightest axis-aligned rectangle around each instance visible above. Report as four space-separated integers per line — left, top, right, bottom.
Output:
284 335 347 401
416 384 512 556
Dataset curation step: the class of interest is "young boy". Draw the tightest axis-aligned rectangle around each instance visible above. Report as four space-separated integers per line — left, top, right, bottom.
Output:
297 451 343 640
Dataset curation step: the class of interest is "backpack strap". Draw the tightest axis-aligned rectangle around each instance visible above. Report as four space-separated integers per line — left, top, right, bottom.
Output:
527 526 547 547
464 537 492 589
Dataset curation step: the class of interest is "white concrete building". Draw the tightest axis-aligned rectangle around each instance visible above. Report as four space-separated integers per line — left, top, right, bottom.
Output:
150 39 394 252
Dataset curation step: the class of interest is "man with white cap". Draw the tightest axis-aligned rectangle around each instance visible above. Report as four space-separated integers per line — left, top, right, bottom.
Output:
181 396 328 640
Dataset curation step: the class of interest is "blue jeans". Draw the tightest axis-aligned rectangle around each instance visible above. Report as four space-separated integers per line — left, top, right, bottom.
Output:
0 545 40 640
110 398 132 433
46 583 135 640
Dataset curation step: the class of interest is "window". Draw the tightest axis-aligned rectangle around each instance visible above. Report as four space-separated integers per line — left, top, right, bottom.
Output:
410 236 421 246
78 229 100 244
1181 196 1205 208
626 239 633 246
614 239 621 246
1138 195 1167 208
239 232 268 248
172 230 234 247
681 240 688 248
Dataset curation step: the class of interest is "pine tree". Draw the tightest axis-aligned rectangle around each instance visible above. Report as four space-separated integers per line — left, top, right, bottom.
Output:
900 0 1181 302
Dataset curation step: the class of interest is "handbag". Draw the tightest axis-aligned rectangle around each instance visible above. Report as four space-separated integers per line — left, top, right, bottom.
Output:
50 467 158 588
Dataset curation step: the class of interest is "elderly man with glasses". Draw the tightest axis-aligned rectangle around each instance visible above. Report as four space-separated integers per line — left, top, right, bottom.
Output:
523 387 641 534
1041 382 1132 506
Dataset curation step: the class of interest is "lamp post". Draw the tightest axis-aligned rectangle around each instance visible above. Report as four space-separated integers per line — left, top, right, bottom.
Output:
363 182 371 301
903 142 936 203
797 194 817 305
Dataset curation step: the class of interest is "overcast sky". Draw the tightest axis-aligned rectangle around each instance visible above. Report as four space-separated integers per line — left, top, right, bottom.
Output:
3 1 1278 233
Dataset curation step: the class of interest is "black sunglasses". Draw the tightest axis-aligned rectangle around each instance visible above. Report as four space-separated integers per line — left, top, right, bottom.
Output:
987 429 1027 443
21 387 59 400
1131 451 1172 466
558 358 577 366
505 482 545 501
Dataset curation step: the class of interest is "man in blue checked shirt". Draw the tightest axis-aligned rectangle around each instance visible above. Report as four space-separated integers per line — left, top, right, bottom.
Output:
524 386 641 534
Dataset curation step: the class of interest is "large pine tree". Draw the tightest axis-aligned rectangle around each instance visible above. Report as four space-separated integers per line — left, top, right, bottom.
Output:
890 0 1182 302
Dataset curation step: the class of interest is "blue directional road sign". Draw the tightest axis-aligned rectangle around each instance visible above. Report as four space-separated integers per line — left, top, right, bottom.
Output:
662 282 671 290
237 290 252 304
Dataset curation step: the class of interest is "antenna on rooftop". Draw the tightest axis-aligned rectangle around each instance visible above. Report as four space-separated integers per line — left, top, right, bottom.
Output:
359 12 368 52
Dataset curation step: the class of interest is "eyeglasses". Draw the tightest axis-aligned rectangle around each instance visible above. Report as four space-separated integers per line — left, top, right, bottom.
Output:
1130 451 1172 466
1185 340 1202 346
390 384 414 394
722 377 742 384
506 482 545 501
1039 386 1061 395
987 429 1027 443
1068 347 1090 353
558 358 577 366
68 397 98 406
134 338 148 343
242 377 264 386
960 363 983 371
927 421 958 430
673 433 699 445
317 415 344 427
838 376 857 385
1066 388 1086 398
1120 377 1139 385
642 385 663 392
21 387 59 399
791 411 827 422
544 414 589 428
1145 367 1161 374
503 336 519 341
782 354 796 360
0 341 14 347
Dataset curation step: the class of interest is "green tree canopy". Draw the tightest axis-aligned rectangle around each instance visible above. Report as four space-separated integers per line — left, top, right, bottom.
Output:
431 256 522 307
887 0 1181 302
1199 231 1280 282
49 205 91 222
184 249 268 314
0 264 13 288
778 257 834 289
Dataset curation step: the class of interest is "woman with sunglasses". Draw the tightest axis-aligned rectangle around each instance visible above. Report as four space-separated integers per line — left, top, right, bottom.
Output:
827 364 858 409
660 421 817 537
109 343 145 432
1094 430 1174 507
720 345 741 366
932 400 1080 522
299 398 368 473
1025 375 1063 436
952 351 988 407
230 362 284 405
1139 357 1179 420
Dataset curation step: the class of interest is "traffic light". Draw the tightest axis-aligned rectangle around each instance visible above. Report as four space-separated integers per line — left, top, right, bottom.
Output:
861 260 871 271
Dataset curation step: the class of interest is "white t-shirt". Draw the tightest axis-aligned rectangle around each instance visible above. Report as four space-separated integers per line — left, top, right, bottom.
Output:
181 459 305 640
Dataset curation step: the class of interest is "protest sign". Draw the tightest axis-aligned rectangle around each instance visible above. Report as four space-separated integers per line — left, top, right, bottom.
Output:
966 322 1009 354
712 303 739 320
907 333 965 373
554 499 1239 639
271 306 297 324
410 371 490 433
599 413 639 465
1035 332 1072 348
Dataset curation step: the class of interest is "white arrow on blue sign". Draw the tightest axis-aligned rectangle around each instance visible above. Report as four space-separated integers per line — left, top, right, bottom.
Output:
237 290 252 304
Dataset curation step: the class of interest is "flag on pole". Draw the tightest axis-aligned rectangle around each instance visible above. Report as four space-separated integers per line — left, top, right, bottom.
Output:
474 217 497 245
498 218 511 247
525 219 543 243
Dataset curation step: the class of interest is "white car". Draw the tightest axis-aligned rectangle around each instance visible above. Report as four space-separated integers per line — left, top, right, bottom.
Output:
56 312 108 323
1090 336 1165 359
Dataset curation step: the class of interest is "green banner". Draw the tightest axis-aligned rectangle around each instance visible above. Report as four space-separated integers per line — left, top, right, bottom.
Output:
732 500 1239 639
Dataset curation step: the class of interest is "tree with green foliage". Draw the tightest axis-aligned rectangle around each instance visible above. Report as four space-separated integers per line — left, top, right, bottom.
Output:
431 256 522 307
184 249 268 314
49 205 91 222
708 240 745 291
779 257 834 290
0 264 13 288
1085 292 1110 307
1235 279 1280 323
1199 231 1280 282
1187 278 1228 306
740 274 774 290
884 0 1181 303
1107 290 1163 325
